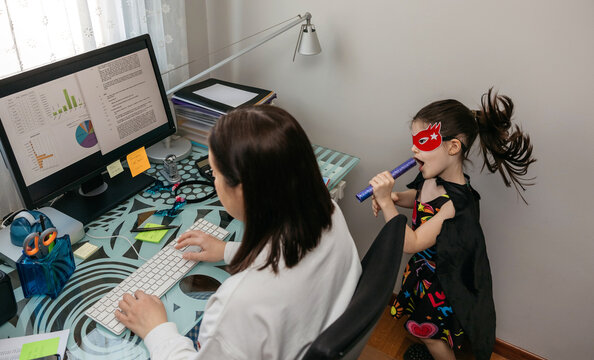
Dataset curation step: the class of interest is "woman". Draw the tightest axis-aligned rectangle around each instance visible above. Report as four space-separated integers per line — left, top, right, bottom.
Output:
115 105 362 359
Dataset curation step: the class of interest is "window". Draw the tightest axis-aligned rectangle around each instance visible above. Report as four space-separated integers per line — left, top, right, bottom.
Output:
0 0 189 216
0 0 188 87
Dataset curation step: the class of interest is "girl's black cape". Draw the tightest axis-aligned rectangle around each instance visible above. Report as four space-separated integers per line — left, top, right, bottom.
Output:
408 173 496 360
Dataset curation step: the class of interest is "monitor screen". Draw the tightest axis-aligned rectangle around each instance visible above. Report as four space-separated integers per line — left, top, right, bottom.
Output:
0 35 175 224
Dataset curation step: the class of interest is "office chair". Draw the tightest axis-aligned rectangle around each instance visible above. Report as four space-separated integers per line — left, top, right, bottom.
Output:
302 214 407 360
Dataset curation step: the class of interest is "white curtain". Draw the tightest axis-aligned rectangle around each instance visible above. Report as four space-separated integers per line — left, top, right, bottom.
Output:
0 0 189 217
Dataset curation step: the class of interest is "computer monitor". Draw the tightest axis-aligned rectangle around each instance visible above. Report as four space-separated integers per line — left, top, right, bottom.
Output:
0 35 176 225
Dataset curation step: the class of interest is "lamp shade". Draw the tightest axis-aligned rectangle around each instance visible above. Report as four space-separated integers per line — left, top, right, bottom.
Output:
298 24 321 56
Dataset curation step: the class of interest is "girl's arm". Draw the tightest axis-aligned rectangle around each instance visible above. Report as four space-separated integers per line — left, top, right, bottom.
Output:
371 189 416 217
370 172 416 217
370 171 398 219
402 201 454 253
370 171 455 253
394 189 417 208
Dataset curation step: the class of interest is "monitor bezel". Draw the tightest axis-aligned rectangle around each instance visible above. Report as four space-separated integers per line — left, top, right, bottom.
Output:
0 34 175 209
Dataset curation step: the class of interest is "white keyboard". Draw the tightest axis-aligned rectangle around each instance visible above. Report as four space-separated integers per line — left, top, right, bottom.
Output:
85 218 230 335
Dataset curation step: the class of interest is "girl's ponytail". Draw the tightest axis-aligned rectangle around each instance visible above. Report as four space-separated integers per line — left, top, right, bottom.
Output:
476 88 536 202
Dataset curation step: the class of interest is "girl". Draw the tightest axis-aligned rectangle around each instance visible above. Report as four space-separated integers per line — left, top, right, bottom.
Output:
369 89 535 360
115 105 362 359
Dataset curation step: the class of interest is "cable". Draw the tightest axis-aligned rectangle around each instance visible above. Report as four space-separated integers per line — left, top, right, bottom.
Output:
173 180 216 204
1 208 25 229
48 194 64 207
85 233 149 261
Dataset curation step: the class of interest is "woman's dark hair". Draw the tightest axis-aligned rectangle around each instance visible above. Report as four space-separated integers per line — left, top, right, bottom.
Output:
413 88 536 202
208 105 334 274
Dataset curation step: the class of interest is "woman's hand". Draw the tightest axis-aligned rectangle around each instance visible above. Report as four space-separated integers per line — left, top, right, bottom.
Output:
175 230 226 263
115 290 167 339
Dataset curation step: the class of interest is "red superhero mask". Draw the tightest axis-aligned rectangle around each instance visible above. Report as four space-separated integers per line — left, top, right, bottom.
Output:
412 122 443 152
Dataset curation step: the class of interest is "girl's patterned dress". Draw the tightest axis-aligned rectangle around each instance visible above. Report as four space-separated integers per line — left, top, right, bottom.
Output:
391 193 465 349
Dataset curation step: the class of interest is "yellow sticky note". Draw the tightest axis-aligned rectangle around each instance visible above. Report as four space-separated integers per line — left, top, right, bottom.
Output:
126 147 151 177
74 242 100 260
19 337 59 360
106 159 124 178
135 223 169 243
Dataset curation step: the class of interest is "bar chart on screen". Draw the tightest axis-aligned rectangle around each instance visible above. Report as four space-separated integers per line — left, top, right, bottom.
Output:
37 77 86 121
26 136 57 171
42 88 85 118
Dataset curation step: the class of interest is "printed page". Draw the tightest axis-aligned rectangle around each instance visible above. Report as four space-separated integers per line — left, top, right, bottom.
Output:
0 75 99 186
194 83 258 108
77 49 168 154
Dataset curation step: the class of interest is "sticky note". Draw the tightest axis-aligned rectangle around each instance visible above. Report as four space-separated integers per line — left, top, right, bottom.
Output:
106 160 124 178
126 147 151 177
19 337 59 360
74 242 100 260
135 223 169 243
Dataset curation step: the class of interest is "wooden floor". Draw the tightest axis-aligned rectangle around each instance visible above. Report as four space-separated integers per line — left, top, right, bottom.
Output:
358 306 508 360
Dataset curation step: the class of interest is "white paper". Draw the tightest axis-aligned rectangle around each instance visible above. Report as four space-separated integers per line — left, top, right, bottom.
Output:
76 49 168 154
0 329 69 360
194 83 258 108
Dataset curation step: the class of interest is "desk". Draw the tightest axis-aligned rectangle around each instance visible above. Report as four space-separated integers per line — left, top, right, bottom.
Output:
0 144 358 359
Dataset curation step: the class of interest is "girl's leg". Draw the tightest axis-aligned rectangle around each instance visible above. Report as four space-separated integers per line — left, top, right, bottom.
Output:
420 338 456 360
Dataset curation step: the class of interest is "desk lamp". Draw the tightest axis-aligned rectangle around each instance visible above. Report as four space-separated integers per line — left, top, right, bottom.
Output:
147 12 321 162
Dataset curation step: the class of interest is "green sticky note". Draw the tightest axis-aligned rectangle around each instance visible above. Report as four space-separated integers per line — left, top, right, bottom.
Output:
19 337 59 360
135 223 169 243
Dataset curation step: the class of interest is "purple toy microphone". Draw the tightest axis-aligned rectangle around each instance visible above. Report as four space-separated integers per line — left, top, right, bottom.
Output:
356 158 417 202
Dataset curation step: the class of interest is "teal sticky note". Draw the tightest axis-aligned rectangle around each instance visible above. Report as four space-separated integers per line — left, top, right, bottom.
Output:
19 337 59 360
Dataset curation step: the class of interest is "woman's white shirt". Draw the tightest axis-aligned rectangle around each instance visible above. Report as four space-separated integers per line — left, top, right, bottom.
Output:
144 202 361 360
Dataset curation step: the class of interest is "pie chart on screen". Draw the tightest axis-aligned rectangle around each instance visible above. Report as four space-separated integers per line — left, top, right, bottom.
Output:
76 120 98 148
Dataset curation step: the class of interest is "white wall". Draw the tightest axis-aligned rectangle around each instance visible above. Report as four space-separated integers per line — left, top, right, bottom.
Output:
194 1 594 358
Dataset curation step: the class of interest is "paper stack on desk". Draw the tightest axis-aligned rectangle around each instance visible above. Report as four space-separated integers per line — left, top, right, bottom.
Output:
0 329 69 360
172 78 276 146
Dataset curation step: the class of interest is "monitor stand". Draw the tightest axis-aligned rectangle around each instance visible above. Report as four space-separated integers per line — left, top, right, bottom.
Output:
52 171 155 225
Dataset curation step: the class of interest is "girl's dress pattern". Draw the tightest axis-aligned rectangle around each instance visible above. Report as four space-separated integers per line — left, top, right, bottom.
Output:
391 194 465 349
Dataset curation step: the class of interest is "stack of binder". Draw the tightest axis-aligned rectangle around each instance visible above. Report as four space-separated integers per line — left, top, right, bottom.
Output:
172 78 277 146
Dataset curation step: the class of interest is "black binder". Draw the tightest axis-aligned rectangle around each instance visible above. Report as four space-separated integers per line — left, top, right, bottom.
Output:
172 78 276 114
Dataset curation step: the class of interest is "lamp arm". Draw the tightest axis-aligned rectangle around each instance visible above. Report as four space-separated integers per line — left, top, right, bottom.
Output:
166 13 312 96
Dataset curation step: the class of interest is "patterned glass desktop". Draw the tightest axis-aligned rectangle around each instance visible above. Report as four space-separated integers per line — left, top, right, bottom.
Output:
0 144 359 359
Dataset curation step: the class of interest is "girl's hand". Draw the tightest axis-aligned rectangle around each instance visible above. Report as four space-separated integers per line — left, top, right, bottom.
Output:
175 230 226 262
372 195 380 217
372 192 399 217
115 290 167 339
369 171 395 208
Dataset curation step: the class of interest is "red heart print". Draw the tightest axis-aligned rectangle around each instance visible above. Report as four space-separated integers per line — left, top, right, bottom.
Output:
405 320 439 338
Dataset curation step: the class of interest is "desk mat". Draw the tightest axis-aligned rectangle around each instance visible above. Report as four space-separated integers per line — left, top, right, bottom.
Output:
0 147 243 359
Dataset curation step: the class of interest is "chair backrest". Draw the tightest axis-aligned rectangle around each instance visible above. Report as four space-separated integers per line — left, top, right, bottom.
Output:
302 214 407 360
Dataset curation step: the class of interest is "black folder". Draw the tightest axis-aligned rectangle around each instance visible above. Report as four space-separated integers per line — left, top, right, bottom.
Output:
172 78 276 114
